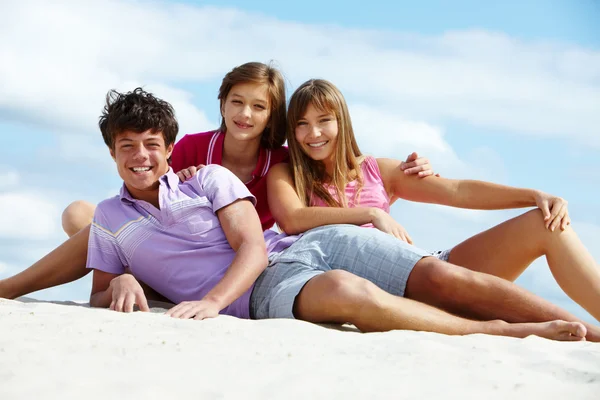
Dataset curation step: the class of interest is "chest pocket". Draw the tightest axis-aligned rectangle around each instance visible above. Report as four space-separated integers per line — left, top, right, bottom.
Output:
186 212 217 234
171 197 215 234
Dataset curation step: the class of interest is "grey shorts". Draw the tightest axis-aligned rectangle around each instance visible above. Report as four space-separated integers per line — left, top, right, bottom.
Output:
249 224 448 320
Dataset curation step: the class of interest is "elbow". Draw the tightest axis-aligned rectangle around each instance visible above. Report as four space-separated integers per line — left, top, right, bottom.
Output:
245 241 268 269
276 218 302 235
274 209 307 235
89 293 102 308
259 251 269 271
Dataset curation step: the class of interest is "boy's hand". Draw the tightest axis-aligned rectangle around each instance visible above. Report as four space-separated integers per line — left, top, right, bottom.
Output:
166 299 221 320
400 152 439 178
176 164 206 182
109 274 150 313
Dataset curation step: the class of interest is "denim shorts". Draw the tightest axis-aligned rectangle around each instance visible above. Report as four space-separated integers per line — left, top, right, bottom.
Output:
250 224 446 320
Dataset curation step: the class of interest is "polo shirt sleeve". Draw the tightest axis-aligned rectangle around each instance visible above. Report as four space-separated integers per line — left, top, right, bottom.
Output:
86 206 127 275
197 165 257 212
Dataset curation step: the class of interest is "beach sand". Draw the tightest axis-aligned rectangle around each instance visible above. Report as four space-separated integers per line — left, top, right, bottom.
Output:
1 298 599 399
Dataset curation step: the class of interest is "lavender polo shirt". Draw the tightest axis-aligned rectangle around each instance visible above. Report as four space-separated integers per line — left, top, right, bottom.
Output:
86 165 295 319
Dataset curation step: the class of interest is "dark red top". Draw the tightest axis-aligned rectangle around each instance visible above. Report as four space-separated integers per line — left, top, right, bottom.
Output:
171 130 289 231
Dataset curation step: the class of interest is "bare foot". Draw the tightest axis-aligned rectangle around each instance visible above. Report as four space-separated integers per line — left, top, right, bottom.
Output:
583 323 600 342
518 320 586 342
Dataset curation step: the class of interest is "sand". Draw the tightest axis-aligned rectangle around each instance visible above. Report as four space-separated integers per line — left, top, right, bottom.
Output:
1 298 599 399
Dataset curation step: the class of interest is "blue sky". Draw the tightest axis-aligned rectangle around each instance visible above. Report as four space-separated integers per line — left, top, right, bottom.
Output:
0 0 599 323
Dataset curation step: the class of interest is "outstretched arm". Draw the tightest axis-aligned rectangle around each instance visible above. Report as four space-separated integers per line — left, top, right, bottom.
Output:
378 158 570 231
166 198 268 319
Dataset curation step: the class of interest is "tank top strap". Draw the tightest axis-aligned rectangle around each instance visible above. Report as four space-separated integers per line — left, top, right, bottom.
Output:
360 155 384 185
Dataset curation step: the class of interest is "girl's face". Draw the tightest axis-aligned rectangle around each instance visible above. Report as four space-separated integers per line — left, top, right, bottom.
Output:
221 82 271 144
294 103 339 163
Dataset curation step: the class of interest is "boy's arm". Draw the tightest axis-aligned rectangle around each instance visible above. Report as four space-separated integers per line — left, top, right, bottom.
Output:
87 206 149 312
166 197 267 320
90 269 150 312
89 269 119 308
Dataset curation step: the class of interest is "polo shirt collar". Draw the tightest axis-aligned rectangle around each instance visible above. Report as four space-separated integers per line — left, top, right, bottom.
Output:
119 168 178 204
207 130 272 180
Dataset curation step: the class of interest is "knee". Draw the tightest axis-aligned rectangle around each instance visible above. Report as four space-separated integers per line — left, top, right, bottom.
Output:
62 200 96 237
522 209 547 230
319 270 380 317
520 208 573 241
408 258 463 297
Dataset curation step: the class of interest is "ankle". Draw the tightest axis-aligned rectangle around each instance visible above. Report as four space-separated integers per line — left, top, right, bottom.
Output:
0 279 18 299
477 319 510 336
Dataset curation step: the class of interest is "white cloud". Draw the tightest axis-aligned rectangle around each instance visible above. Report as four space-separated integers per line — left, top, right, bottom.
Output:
0 169 19 188
350 104 476 179
0 0 597 315
350 104 511 185
0 192 61 239
1 1 599 146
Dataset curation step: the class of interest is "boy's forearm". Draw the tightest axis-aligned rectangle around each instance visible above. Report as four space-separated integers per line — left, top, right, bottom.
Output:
90 286 113 308
203 242 268 309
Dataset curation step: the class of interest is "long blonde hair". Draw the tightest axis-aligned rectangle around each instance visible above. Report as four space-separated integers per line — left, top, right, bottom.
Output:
287 79 363 207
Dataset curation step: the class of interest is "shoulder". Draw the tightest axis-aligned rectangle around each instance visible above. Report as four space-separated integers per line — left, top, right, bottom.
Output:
175 130 219 149
267 162 292 179
357 155 382 174
270 146 289 164
93 195 126 230
359 155 377 167
195 164 240 186
96 195 122 215
198 163 230 175
375 157 402 171
172 130 220 170
375 157 404 186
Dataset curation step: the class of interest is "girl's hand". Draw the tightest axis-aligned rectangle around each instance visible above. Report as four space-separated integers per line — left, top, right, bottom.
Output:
534 191 571 231
371 208 413 244
176 164 206 182
400 152 439 178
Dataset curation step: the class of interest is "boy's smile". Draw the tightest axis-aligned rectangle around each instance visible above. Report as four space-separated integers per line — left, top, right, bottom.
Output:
110 129 173 206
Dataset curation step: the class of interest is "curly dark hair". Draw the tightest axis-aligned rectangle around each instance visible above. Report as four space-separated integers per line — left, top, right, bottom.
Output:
99 87 179 149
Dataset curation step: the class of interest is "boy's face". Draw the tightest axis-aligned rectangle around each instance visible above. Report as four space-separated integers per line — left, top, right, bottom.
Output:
110 129 173 199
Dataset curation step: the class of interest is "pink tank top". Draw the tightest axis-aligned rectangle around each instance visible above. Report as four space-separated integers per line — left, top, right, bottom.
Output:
310 156 391 213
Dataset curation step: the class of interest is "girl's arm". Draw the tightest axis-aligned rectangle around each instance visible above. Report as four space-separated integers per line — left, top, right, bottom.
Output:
267 163 412 242
377 158 570 230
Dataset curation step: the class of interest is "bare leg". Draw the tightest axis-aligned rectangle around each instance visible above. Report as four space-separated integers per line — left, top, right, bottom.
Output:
0 200 170 302
294 270 586 341
0 201 95 299
0 225 91 299
447 209 600 321
404 257 600 341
